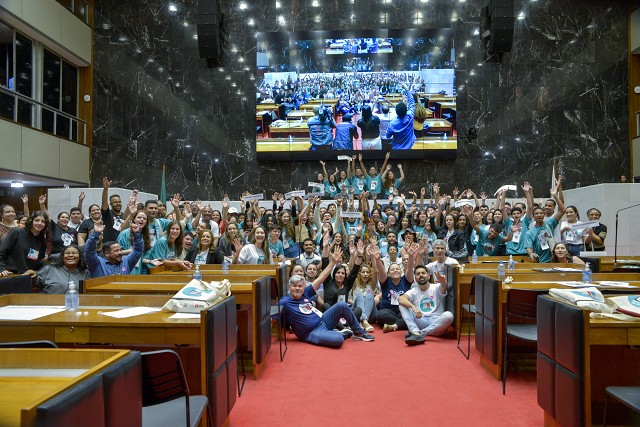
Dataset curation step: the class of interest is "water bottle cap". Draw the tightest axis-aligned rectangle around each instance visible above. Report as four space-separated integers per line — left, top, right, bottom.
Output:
69 283 75 290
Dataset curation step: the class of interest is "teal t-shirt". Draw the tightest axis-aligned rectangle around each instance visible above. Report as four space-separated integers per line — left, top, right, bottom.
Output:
524 217 558 263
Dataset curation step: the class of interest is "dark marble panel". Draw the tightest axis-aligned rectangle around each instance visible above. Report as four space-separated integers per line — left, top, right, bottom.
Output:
92 0 632 198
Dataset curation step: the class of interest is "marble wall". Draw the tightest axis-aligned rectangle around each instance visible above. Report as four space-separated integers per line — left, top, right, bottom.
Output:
92 0 631 201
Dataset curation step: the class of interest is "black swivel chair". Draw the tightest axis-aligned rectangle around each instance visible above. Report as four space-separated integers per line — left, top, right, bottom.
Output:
0 340 58 348
603 386 640 427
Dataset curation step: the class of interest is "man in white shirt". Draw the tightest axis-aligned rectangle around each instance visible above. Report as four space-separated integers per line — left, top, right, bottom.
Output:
296 238 321 269
397 239 456 345
398 263 454 346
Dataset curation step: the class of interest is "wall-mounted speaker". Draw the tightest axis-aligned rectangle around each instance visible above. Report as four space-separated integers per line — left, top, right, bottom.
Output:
482 0 514 54
197 0 227 67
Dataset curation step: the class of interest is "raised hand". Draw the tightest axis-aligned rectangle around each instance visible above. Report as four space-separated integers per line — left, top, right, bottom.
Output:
432 183 439 194
103 177 112 188
79 192 85 202
323 231 331 248
170 194 180 208
233 237 243 252
385 152 391 160
331 246 343 264
130 222 140 233
480 191 487 200
356 239 365 256
38 194 47 205
521 181 532 193
319 160 325 166
21 194 28 203
358 153 363 161
93 220 105 234
452 187 459 198
369 244 381 259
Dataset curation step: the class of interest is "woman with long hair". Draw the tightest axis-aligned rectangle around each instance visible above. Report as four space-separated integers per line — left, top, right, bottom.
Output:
550 242 585 265
186 229 216 265
36 245 90 294
117 210 154 274
279 209 299 258
215 223 241 263
150 220 191 270
349 260 378 332
381 165 405 198
233 225 273 265
0 211 49 276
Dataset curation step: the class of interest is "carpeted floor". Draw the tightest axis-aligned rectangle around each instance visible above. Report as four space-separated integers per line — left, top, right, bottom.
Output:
231 328 542 426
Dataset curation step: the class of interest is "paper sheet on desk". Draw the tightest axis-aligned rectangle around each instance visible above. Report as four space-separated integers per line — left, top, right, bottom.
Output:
169 313 201 319
597 281 636 288
99 307 162 318
0 305 65 320
557 281 596 288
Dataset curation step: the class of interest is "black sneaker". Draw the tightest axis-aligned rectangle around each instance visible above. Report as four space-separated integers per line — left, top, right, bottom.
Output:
405 334 426 346
353 332 375 342
405 331 412 338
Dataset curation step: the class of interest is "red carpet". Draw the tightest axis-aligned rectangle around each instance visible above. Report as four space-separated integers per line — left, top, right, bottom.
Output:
231 329 542 426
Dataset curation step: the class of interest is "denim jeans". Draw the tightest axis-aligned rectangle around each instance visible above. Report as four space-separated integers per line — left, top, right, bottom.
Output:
353 289 377 323
399 305 453 337
303 301 365 348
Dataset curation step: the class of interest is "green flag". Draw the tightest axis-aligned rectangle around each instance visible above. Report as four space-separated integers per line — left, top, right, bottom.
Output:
160 164 166 204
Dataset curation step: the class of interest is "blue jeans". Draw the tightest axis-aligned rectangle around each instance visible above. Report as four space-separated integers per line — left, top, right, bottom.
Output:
303 302 366 348
353 290 377 323
399 305 453 337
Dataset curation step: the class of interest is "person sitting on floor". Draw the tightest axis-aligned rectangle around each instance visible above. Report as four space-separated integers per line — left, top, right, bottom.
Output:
280 245 375 348
398 264 454 346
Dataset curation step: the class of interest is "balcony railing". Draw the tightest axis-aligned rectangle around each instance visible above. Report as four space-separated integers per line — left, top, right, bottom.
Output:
0 86 87 145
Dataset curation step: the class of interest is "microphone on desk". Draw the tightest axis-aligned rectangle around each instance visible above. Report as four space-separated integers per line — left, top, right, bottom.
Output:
614 203 640 267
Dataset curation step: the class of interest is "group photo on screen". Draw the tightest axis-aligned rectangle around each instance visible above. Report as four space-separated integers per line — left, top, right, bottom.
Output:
255 29 457 161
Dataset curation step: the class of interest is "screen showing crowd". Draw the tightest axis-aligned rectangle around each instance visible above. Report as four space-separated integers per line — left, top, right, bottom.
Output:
255 29 457 161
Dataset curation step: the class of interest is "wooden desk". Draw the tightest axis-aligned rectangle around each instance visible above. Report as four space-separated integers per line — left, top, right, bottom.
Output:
474 277 640 380
538 296 640 427
269 122 310 138
256 137 312 152
286 110 314 120
0 348 129 427
423 119 453 135
82 275 273 379
597 256 640 272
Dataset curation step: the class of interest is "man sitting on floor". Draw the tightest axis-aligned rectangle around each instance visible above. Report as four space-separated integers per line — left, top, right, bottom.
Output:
280 246 374 348
398 264 454 346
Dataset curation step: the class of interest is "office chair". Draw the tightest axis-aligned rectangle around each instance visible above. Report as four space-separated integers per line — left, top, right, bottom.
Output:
141 350 211 427
457 276 477 359
502 289 544 395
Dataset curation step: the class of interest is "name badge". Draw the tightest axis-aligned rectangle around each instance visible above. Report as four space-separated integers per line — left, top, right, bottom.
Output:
27 248 39 260
338 295 346 303
512 230 521 244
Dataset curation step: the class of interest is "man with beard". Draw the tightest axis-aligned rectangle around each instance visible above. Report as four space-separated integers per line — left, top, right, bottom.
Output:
398 263 453 346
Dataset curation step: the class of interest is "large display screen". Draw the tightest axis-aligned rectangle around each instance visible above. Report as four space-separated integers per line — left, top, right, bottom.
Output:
255 29 456 161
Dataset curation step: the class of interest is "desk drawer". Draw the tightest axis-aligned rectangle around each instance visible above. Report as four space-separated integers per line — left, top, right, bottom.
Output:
55 325 90 342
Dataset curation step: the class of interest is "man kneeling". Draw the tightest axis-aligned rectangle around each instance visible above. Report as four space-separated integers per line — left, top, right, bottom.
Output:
398 265 453 346
281 247 375 348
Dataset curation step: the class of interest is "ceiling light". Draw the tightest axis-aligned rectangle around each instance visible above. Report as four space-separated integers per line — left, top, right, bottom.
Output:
11 181 24 188
168 4 177 12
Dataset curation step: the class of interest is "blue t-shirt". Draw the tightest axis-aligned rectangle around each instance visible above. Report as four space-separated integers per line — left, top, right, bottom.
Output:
367 174 382 195
474 228 503 256
351 176 368 195
524 217 558 263
385 89 416 150
281 285 322 339
505 216 531 255
268 239 284 258
379 276 412 309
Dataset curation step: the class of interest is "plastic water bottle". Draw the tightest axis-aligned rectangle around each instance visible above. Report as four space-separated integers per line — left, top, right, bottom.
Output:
65 281 79 311
443 133 448 141
288 135 293 144
222 256 231 273
497 260 506 281
582 262 592 282
193 263 202 281
507 255 516 273
471 251 478 264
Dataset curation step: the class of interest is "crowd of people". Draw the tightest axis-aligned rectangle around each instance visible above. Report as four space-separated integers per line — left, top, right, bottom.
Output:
0 167 607 347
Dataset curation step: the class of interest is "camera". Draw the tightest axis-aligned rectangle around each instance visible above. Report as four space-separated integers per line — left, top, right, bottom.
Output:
318 105 332 120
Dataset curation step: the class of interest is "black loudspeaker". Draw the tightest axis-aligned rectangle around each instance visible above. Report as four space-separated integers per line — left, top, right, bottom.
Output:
197 0 226 67
483 0 514 53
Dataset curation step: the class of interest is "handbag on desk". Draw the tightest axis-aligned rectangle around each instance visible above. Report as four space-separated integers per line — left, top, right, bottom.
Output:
163 279 232 313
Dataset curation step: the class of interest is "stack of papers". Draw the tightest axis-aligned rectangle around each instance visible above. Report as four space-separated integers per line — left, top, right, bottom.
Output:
0 306 65 321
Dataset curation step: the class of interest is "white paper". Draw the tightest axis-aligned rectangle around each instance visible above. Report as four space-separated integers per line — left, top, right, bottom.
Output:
340 211 363 219
568 220 599 230
308 182 324 189
393 197 404 205
99 307 162 318
454 199 474 208
337 155 351 161
493 185 517 196
285 190 306 199
0 305 65 321
242 193 265 202
169 313 201 319
556 281 595 288
597 281 636 288
304 191 324 199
